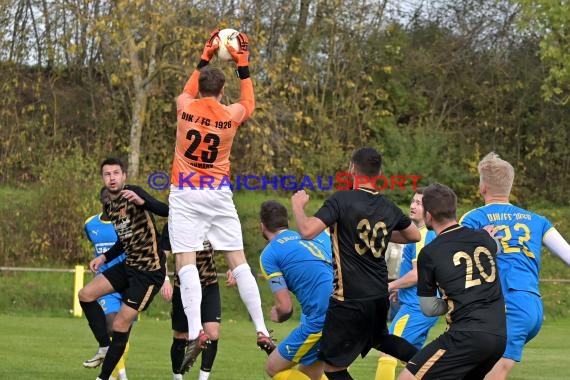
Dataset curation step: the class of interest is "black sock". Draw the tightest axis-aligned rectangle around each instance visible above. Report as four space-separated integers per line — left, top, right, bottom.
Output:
99 330 130 379
325 369 353 380
376 334 419 362
80 300 111 347
200 339 218 372
171 337 187 374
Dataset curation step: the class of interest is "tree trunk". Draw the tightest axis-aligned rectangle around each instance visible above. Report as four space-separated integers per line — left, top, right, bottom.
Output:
128 82 147 179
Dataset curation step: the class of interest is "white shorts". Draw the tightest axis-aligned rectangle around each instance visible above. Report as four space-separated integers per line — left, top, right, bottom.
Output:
168 186 244 253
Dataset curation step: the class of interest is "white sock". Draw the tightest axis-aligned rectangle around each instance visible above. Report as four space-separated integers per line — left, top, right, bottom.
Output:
232 264 269 336
99 346 109 354
178 264 203 339
173 373 183 380
198 370 210 380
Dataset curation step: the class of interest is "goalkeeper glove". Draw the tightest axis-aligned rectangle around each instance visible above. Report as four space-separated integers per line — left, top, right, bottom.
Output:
227 32 250 67
198 28 220 68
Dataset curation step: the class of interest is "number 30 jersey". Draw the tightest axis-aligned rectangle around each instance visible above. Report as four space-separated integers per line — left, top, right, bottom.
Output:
314 188 412 302
172 70 254 188
460 203 554 296
417 224 506 336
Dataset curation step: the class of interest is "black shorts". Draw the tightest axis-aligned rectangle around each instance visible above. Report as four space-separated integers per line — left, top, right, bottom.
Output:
406 330 506 380
318 296 390 367
171 283 221 332
102 261 165 312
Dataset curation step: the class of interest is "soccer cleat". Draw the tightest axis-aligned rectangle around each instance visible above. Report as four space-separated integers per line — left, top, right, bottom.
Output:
83 348 107 368
256 331 276 355
179 331 211 375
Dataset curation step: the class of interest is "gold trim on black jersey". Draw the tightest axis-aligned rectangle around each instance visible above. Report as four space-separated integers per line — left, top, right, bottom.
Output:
439 224 463 236
357 187 380 195
331 223 344 301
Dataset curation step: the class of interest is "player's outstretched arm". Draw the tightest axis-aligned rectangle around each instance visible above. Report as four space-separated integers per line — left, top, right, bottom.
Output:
178 28 220 104
227 32 255 122
544 228 570 266
291 190 326 239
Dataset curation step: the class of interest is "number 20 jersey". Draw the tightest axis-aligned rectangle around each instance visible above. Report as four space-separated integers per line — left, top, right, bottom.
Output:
417 225 506 335
460 203 554 296
314 188 412 302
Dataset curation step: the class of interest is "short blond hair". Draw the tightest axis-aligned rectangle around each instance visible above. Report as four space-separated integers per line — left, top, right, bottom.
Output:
477 152 514 195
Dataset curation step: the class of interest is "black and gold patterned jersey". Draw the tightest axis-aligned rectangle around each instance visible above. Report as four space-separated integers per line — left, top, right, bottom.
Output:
417 224 506 336
174 241 218 288
102 184 168 272
314 188 412 302
159 223 218 288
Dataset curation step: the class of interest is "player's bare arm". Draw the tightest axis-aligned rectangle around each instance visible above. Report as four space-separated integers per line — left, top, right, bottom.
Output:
390 224 421 244
292 190 326 239
129 186 169 216
89 255 106 273
160 249 173 301
120 189 144 206
388 261 418 293
270 288 293 323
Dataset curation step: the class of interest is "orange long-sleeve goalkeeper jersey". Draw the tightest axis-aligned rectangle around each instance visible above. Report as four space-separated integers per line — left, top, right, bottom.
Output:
171 69 254 188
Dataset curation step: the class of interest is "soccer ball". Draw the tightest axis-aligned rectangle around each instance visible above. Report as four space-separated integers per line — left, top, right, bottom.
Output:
216 28 240 61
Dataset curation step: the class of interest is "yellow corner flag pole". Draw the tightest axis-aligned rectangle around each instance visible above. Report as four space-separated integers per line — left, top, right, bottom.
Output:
73 265 84 317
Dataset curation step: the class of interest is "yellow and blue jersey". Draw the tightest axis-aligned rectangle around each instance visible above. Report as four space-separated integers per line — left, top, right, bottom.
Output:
397 226 436 306
260 230 333 325
84 213 126 274
460 203 554 296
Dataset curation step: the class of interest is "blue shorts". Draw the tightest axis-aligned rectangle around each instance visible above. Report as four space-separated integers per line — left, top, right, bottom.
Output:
278 315 323 366
503 289 543 361
98 292 122 315
389 303 439 349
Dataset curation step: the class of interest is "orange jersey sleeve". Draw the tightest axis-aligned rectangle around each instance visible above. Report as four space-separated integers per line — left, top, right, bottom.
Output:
183 70 200 98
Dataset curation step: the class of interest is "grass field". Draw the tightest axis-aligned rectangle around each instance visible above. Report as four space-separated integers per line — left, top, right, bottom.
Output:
1 314 569 380
2 187 570 379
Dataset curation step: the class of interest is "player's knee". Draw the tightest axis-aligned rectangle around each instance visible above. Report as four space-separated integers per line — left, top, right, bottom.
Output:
175 252 196 272
78 287 94 302
396 368 416 380
112 313 135 332
225 250 247 270
497 357 516 372
264 359 279 377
